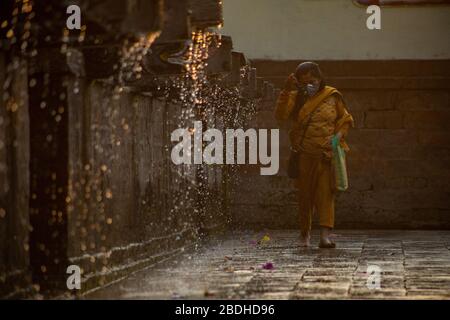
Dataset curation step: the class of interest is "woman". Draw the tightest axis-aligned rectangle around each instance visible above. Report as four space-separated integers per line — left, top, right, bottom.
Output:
275 62 354 248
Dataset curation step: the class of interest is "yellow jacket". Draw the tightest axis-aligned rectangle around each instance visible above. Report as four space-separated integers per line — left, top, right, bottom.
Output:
275 86 354 157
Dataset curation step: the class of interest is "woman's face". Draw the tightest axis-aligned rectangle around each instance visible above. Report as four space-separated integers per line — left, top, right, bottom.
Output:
297 72 320 88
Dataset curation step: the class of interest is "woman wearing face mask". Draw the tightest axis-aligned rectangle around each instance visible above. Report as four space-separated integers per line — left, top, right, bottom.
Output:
275 62 354 248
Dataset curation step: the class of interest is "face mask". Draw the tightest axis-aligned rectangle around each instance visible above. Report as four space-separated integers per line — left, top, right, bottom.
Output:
306 83 320 97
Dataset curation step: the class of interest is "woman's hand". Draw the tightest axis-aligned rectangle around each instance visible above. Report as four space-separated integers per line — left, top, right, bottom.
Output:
283 73 299 91
330 132 343 150
327 131 342 149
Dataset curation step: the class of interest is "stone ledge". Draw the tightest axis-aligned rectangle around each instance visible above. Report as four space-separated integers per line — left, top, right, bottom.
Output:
67 227 199 296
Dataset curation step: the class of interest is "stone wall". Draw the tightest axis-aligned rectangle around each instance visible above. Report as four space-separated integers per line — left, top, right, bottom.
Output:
230 60 450 230
0 65 242 297
64 80 238 292
0 54 32 298
30 74 240 294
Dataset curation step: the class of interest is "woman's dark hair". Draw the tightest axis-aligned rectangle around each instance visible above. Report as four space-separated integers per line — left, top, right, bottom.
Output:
289 61 326 121
294 61 323 83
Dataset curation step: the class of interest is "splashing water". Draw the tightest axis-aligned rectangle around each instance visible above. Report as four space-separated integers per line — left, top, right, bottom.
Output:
115 32 161 97
166 29 258 229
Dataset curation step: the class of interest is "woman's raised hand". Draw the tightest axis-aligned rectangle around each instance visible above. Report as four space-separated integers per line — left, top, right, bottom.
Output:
283 73 299 91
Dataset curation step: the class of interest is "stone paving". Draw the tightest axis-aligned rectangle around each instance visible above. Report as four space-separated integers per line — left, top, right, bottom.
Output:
85 230 450 299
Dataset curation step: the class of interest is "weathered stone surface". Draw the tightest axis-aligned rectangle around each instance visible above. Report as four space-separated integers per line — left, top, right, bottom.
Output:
64 81 233 293
84 230 450 300
0 56 32 298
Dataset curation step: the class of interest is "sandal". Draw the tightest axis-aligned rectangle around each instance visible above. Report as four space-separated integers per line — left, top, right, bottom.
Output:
318 241 336 249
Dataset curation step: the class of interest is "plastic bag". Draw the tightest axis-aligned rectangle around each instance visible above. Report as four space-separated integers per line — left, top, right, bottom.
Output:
331 135 348 191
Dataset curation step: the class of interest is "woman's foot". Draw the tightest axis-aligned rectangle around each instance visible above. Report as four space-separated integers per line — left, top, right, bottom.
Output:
319 241 336 249
299 232 311 247
319 227 336 248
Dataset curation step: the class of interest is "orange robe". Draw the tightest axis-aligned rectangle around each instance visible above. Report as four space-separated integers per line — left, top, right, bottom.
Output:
275 86 354 232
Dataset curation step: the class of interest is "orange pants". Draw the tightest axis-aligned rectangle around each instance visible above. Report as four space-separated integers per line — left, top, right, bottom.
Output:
295 152 335 234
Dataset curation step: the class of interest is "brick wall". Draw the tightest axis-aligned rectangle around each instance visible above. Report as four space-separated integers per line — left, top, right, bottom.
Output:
231 60 450 229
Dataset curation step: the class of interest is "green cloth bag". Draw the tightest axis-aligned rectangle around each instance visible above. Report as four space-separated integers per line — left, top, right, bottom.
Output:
331 135 348 191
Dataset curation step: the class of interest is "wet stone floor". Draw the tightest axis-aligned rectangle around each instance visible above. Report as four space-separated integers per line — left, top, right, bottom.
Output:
86 230 450 300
